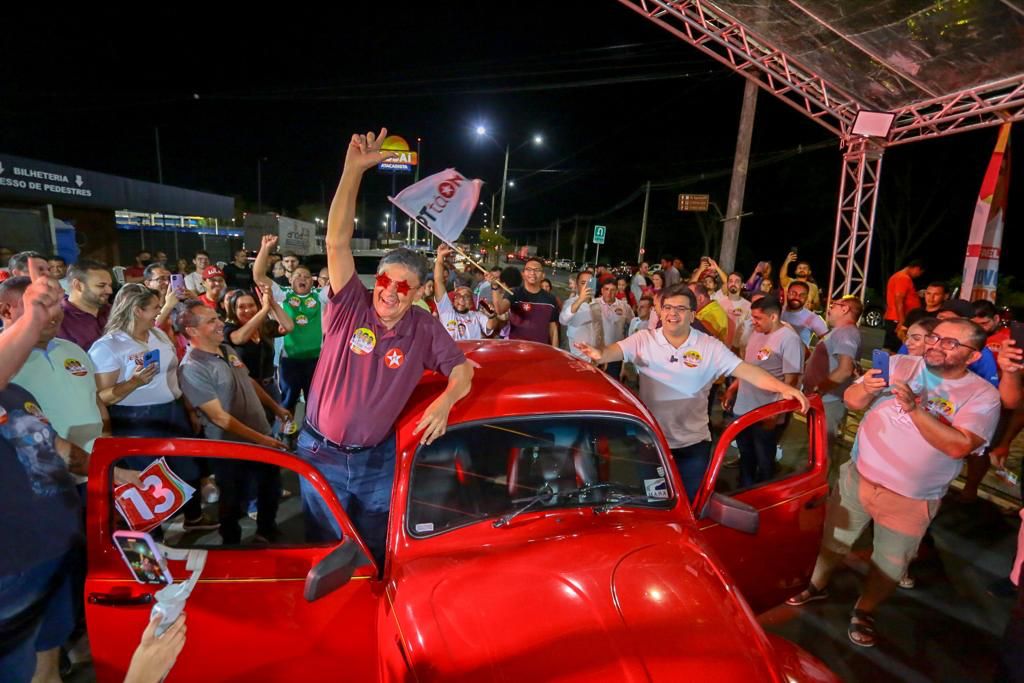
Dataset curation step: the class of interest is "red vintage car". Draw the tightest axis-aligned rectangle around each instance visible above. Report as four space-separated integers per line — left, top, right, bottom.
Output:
85 340 837 682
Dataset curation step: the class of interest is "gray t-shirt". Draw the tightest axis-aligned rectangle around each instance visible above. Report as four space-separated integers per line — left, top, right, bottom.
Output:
734 325 804 415
803 325 861 403
781 307 828 346
179 345 271 442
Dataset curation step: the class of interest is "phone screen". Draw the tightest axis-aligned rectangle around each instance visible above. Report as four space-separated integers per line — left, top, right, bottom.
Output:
143 350 160 369
872 348 890 385
170 274 185 292
113 532 172 585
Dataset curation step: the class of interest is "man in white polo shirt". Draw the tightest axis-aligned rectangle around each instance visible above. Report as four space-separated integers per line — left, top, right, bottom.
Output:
723 295 804 486
575 283 809 501
787 318 1000 648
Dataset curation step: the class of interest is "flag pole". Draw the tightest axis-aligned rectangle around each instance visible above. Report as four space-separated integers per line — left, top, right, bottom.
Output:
388 198 513 295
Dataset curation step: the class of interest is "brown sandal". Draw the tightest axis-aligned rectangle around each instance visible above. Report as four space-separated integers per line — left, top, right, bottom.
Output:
848 608 878 648
785 583 829 606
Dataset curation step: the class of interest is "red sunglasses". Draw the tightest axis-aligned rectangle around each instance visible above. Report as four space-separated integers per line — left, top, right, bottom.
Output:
375 272 412 296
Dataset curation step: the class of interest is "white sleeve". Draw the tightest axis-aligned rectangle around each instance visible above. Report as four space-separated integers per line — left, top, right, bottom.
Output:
781 332 805 375
88 339 120 374
559 297 589 326
435 292 455 317
951 387 1002 446
810 313 829 338
271 282 286 303
617 330 643 363
710 337 743 379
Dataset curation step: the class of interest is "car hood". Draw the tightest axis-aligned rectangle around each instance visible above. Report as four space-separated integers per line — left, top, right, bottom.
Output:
389 516 783 682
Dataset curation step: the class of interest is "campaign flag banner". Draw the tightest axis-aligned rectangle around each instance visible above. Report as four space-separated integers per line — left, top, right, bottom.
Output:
389 168 482 244
114 458 197 532
962 123 1011 303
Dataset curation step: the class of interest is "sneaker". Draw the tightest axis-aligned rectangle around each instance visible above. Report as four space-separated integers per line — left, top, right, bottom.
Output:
183 513 220 531
202 479 220 504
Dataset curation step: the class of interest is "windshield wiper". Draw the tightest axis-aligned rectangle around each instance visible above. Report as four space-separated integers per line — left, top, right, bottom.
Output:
556 482 634 502
493 484 554 528
592 492 664 514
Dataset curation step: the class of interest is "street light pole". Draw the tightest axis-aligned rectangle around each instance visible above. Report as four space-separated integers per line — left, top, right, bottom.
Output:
497 144 510 234
257 157 266 214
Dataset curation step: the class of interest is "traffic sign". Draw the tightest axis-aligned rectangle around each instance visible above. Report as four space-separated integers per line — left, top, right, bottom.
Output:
592 225 606 244
677 194 710 212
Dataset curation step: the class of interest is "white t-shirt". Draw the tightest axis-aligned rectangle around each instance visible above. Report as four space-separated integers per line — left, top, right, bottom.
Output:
713 291 751 349
559 296 595 359
852 355 1001 500
89 329 181 406
598 298 634 347
630 273 647 304
184 271 205 294
734 325 803 415
781 307 828 346
628 316 649 337
436 293 492 341
618 328 742 448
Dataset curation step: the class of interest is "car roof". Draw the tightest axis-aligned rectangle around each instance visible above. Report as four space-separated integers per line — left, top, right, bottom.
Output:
402 340 655 427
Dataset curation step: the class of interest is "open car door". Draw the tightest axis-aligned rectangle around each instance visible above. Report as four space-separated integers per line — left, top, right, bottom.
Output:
692 396 829 613
85 437 380 682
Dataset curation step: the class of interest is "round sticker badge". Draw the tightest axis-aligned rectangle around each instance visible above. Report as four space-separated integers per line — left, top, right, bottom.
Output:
64 358 88 377
304 297 318 310
349 327 377 355
682 350 702 368
756 347 772 362
384 348 405 369
0 405 7 425
24 401 48 423
295 314 309 327
228 354 246 369
289 297 301 308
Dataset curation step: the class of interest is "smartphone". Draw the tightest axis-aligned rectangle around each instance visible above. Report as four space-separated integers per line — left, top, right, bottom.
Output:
872 348 890 385
112 531 173 585
789 246 799 256
142 349 160 369
1011 321 1024 365
170 273 185 293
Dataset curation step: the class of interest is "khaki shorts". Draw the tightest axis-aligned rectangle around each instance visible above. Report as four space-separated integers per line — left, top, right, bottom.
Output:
821 461 942 581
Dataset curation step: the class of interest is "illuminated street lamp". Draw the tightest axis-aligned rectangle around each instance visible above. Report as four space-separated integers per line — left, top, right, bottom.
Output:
474 125 545 234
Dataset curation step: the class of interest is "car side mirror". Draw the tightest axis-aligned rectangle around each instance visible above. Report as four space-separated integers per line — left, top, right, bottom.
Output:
699 492 760 535
303 540 369 602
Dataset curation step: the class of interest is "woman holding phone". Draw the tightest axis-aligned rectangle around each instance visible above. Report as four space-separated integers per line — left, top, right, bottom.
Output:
89 285 213 530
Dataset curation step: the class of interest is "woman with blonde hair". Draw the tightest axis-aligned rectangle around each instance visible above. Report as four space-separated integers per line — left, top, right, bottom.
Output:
89 284 214 530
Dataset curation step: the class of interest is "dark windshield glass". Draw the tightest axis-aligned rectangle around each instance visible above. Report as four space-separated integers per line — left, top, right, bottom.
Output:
408 416 673 537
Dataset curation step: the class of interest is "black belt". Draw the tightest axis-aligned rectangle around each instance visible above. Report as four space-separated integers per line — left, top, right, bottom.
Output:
302 422 375 453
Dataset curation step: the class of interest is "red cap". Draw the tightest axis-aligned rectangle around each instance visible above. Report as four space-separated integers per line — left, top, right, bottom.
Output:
202 265 224 280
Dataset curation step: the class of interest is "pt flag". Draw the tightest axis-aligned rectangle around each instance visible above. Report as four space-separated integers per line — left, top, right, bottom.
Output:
961 123 1011 303
389 168 482 244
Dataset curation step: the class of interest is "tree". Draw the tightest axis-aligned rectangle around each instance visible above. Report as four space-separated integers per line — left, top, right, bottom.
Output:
479 229 511 266
875 170 944 285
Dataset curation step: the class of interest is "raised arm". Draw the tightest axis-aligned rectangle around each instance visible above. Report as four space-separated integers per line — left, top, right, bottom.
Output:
252 234 277 289
326 128 395 294
0 277 62 390
434 244 451 303
779 251 796 288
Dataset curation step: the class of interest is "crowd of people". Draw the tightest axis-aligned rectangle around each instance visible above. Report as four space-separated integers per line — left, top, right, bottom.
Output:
2 127 1023 681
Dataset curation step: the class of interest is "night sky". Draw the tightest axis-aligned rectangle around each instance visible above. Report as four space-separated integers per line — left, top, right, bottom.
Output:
2 3 1021 293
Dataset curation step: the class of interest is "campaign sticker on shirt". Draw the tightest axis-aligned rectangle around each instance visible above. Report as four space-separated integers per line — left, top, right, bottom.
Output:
682 350 702 368
0 405 7 426
304 298 318 309
522 302 533 312
288 297 301 308
926 396 955 424
756 347 772 362
24 401 48 423
64 358 88 377
227 353 246 369
384 348 405 369
644 477 669 499
130 352 146 367
295 314 309 327
350 327 377 355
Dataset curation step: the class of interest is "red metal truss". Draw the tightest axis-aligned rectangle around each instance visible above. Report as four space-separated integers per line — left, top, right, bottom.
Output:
826 138 884 304
888 76 1024 145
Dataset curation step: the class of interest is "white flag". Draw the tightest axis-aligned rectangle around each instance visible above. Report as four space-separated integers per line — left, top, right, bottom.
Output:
389 168 482 244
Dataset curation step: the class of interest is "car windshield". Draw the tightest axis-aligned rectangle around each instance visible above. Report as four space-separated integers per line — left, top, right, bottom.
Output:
407 415 674 537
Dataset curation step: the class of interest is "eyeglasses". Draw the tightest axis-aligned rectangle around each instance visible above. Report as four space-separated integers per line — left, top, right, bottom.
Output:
923 333 979 352
661 304 692 314
375 272 412 295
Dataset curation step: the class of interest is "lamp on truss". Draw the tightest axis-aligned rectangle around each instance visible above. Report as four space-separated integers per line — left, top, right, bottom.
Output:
851 110 896 138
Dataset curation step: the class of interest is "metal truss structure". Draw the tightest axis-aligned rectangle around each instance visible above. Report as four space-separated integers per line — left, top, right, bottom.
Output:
618 0 1024 303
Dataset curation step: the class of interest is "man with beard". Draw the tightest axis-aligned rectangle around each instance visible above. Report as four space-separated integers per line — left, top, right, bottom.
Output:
197 266 227 312
787 318 1000 648
432 244 499 341
575 283 808 500
58 260 113 351
712 269 752 354
781 281 828 347
297 128 473 564
494 257 559 346
780 251 821 310
660 254 681 287
631 261 650 304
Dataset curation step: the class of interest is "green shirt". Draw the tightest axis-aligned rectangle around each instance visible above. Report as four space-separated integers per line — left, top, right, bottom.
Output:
281 290 323 359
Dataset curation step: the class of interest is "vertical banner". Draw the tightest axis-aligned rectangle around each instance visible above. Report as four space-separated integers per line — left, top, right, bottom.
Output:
961 123 1012 303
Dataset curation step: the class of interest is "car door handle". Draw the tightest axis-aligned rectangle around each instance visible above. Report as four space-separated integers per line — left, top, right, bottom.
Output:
88 592 154 607
804 495 828 510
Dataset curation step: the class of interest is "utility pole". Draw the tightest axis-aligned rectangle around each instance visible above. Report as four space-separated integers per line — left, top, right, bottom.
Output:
573 215 579 262
497 144 510 234
555 219 560 259
720 79 758 272
637 180 650 263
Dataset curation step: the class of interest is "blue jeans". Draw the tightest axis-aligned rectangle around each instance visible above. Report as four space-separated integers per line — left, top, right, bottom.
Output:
670 440 712 503
736 421 782 487
603 361 623 379
279 357 319 412
0 554 75 683
296 428 396 566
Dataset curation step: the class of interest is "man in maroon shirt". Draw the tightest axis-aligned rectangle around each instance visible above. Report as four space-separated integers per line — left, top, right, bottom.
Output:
298 127 474 563
57 260 112 351
494 257 559 346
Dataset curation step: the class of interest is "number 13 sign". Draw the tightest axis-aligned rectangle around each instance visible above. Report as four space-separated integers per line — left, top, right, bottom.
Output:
114 458 197 532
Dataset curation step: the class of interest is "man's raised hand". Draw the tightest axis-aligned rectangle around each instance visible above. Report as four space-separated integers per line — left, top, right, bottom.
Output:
344 128 397 175
260 234 278 253
437 243 453 261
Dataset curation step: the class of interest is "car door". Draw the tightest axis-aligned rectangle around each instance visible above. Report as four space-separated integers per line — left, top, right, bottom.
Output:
85 437 380 683
692 397 829 613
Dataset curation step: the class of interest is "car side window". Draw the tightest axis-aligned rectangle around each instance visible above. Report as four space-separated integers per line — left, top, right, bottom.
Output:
110 453 341 548
712 406 813 495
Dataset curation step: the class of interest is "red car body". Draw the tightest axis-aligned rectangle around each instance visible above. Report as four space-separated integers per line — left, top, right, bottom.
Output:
85 340 837 682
